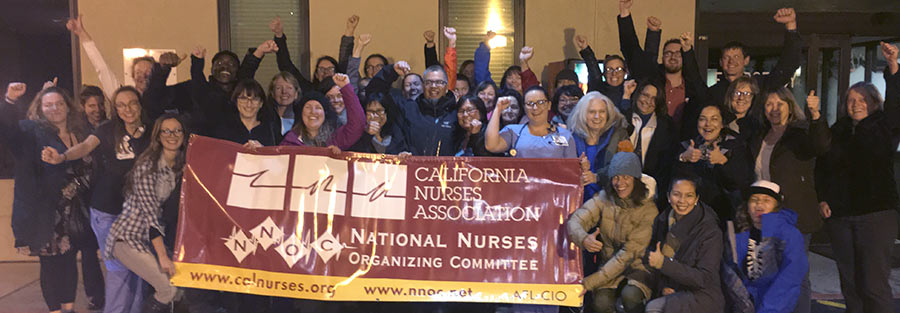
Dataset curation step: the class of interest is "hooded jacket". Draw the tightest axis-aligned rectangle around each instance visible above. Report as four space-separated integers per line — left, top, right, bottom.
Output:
723 208 808 313
567 175 658 297
645 202 724 313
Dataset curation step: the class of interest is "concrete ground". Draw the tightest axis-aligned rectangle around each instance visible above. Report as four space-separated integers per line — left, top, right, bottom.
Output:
1 251 899 312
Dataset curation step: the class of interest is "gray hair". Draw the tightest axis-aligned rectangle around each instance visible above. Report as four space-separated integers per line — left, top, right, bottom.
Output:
566 91 625 139
424 65 448 82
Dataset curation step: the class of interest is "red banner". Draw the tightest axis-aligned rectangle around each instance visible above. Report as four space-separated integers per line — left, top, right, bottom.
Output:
171 135 584 306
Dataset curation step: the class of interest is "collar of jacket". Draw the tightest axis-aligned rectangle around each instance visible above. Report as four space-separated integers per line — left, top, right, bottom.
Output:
667 202 716 242
760 207 799 238
417 92 457 117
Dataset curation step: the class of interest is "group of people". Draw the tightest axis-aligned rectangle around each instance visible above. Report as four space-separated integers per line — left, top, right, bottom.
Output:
2 1 899 312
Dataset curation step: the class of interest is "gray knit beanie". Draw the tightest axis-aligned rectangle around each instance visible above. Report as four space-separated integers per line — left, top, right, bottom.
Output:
608 152 642 179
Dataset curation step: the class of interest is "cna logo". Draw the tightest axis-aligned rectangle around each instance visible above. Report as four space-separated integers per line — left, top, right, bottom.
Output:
221 216 354 266
221 152 407 264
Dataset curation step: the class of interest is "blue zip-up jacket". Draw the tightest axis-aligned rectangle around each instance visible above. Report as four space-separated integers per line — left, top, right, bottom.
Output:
725 208 808 313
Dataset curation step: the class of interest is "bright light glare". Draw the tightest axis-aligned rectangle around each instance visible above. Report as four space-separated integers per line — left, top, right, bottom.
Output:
489 35 508 48
123 48 149 59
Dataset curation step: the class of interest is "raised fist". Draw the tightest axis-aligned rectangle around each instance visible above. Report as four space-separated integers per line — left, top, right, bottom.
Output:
192 46 206 59
394 61 411 76
347 15 360 30
6 82 26 102
424 30 436 43
443 27 457 42
484 31 497 47
269 16 283 37
257 40 279 54
519 46 534 63
332 73 350 88
159 52 185 68
881 41 899 71
647 16 662 32
773 8 797 30
357 34 372 46
496 96 511 111
623 80 637 98
574 35 589 52
619 0 633 17
679 32 694 51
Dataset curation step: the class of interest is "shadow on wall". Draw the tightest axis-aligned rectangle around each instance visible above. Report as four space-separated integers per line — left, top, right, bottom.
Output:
541 28 582 88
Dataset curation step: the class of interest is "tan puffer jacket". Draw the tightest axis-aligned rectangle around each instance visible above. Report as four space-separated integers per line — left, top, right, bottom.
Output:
567 175 658 296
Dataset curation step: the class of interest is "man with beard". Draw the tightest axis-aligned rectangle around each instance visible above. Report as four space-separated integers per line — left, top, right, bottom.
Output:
367 62 459 156
616 0 707 139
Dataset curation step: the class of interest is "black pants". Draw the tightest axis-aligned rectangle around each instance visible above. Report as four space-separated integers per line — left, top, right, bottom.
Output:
75 227 105 307
39 251 78 311
826 210 898 313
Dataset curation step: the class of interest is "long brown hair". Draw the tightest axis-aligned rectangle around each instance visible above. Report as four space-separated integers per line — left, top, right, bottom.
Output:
124 114 189 193
27 86 88 140
111 86 148 154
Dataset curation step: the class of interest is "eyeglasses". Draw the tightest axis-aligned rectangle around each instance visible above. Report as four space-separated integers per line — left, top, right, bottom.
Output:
662 51 682 58
734 91 754 98
424 80 447 87
317 66 336 74
160 128 184 137
365 64 384 72
559 96 580 104
524 100 549 108
604 67 625 74
366 109 385 116
237 96 262 104
460 107 478 115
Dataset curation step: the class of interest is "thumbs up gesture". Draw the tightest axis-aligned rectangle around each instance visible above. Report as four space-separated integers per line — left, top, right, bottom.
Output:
580 152 597 186
582 228 603 252
680 140 702 163
708 141 728 165
648 242 665 269
807 90 821 120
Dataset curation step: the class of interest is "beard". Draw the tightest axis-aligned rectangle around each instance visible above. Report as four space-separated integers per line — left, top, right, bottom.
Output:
665 63 682 74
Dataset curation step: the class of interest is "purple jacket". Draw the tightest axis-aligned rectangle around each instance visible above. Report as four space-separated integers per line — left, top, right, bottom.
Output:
280 84 364 149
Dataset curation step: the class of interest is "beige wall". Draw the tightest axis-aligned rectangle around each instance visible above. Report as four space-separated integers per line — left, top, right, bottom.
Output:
0 180 33 261
525 0 696 83
309 1 439 73
78 0 219 87
307 0 692 83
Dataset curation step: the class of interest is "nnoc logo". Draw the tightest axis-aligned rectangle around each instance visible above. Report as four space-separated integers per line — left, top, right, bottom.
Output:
220 153 407 266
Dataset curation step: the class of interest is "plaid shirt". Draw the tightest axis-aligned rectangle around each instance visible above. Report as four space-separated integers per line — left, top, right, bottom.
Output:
104 158 175 259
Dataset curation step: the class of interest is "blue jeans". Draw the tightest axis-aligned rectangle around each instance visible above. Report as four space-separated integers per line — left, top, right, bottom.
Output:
91 208 145 313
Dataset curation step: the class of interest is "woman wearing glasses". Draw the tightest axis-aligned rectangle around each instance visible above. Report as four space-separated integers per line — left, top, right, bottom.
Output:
41 86 151 313
105 114 189 313
723 77 763 142
349 92 408 154
551 84 584 127
485 86 577 159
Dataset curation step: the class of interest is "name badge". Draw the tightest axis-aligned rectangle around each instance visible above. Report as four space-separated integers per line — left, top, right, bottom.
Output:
551 135 569 147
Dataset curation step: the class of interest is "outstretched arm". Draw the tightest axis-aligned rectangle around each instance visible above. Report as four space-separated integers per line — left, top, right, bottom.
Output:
474 31 497 86
760 8 802 91
68 14 120 99
443 27 458 91
576 36 603 93
338 15 359 74
270 16 314 92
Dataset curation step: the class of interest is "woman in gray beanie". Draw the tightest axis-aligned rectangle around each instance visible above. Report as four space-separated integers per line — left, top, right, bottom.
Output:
567 152 658 313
